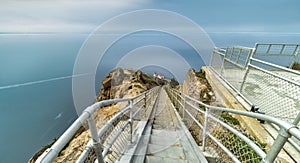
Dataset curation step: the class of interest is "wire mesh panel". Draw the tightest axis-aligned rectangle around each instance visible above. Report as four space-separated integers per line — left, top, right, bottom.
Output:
222 61 247 91
241 67 300 123
207 110 267 163
225 46 252 68
102 121 131 163
166 89 268 163
210 44 300 125
217 46 252 92
210 47 226 74
254 44 299 56
254 44 300 68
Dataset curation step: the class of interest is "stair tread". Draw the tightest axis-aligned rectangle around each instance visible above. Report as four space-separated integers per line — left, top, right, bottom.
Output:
147 143 185 160
153 124 176 130
150 134 181 146
151 129 179 136
146 156 187 163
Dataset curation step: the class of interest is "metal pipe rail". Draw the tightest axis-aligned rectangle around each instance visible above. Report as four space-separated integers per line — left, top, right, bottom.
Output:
166 88 300 163
210 43 300 122
36 86 159 163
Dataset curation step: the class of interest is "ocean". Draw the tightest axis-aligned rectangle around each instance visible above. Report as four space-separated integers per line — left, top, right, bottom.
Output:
0 32 299 162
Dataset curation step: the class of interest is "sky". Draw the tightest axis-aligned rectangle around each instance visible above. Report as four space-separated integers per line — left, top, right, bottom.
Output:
1 0 300 34
0 1 299 161
1 0 300 86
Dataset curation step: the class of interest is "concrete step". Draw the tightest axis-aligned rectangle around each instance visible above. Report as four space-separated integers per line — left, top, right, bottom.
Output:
151 129 178 137
153 124 176 130
154 117 172 121
154 118 174 125
147 143 186 160
150 134 181 147
154 115 172 120
146 156 187 163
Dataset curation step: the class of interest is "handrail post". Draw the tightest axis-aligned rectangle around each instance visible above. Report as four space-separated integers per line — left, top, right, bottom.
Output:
144 92 147 108
202 107 209 151
129 99 134 143
220 49 226 75
173 89 175 104
87 115 104 163
263 127 291 163
263 112 300 163
176 92 179 108
182 94 186 119
240 48 254 92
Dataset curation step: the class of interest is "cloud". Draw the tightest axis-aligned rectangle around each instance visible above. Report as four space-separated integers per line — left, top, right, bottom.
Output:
204 23 300 34
0 0 150 33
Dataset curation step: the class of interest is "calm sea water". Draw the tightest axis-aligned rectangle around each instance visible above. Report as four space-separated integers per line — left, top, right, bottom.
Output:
0 34 84 162
0 32 299 162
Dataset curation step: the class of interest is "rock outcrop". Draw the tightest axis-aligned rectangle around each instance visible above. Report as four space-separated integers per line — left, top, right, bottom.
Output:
96 68 159 101
29 68 160 163
182 68 216 104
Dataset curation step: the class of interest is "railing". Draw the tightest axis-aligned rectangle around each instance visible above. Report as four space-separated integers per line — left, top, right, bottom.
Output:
210 43 300 124
166 88 300 163
210 43 300 158
36 86 159 163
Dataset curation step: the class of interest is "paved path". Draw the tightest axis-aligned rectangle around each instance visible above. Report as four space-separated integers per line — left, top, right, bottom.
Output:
119 88 207 163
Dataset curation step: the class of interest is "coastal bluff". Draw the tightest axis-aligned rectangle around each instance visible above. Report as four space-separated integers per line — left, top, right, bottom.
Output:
29 68 168 162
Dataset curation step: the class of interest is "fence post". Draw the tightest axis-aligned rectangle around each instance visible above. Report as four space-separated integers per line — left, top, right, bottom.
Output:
172 89 174 104
240 48 254 92
220 48 227 75
87 116 104 163
202 107 209 151
263 128 290 163
209 47 215 67
144 92 147 108
182 94 186 119
264 113 300 162
291 45 299 68
129 99 134 143
174 91 178 108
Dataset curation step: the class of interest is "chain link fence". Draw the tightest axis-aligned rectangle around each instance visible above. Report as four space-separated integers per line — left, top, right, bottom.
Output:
210 43 300 125
82 90 157 163
209 43 300 162
167 89 268 162
37 87 159 163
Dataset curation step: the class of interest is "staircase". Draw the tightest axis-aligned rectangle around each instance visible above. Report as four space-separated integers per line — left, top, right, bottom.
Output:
120 88 207 163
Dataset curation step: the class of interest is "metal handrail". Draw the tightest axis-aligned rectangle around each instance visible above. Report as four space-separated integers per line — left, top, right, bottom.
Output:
166 88 300 163
250 58 300 76
36 86 159 163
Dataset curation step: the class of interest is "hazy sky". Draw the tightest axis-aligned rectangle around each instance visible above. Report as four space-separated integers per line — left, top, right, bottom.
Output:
1 0 299 34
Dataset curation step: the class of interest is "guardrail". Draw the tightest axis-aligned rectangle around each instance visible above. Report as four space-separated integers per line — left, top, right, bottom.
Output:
36 86 159 163
210 43 300 123
166 88 300 163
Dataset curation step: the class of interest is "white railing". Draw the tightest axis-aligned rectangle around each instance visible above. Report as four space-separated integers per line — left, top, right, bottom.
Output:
36 86 159 163
210 43 300 124
166 88 300 163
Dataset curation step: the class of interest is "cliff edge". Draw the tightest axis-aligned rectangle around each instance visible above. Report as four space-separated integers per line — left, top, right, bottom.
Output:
29 68 162 163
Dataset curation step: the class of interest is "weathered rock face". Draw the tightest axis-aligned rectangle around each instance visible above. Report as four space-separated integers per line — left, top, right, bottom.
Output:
29 68 159 163
182 68 216 104
96 68 159 101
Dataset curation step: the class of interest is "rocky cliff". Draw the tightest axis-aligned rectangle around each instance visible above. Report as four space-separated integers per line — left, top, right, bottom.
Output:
29 68 161 163
182 68 216 104
96 68 159 101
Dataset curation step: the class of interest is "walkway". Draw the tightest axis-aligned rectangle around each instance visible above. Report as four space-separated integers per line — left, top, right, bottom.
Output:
118 88 207 163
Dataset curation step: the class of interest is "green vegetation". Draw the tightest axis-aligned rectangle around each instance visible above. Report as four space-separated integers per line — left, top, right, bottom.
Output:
291 62 300 70
170 78 179 88
215 130 266 163
195 69 206 78
198 105 206 111
220 112 240 125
